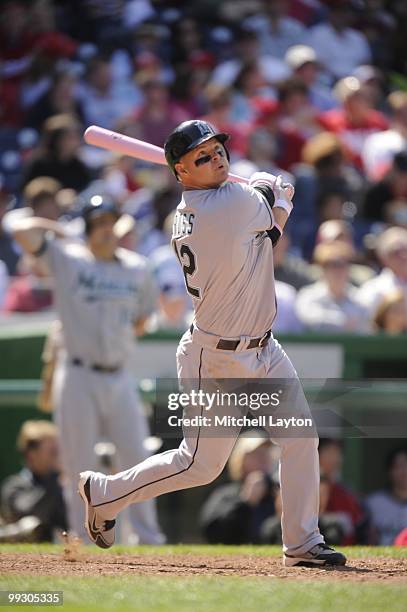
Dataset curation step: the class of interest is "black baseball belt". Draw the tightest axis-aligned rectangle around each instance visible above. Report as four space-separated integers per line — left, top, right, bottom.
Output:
71 358 122 373
189 325 271 351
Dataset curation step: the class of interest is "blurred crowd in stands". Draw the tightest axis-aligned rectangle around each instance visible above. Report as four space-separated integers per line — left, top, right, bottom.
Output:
0 0 407 334
1 421 406 545
200 433 407 547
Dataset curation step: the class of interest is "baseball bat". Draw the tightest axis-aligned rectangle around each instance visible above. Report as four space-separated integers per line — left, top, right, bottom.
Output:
84 125 249 184
84 126 295 198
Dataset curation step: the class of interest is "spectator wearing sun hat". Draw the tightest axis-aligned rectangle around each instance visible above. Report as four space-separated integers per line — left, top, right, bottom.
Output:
358 226 407 315
285 45 337 112
296 241 368 332
315 219 375 287
371 290 407 334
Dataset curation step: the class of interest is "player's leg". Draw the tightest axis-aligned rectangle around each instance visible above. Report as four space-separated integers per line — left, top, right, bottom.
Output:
79 338 240 532
53 362 100 538
261 338 322 554
102 371 165 544
261 337 346 566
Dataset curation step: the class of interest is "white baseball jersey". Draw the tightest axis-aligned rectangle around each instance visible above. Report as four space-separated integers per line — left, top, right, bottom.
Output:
42 237 164 544
171 182 277 338
42 239 157 365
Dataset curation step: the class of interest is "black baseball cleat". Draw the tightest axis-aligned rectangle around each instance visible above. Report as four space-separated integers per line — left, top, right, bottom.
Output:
78 471 116 549
284 543 347 567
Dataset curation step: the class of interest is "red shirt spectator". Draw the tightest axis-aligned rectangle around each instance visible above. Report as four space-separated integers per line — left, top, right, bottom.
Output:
325 481 366 545
319 77 388 169
253 97 307 171
119 80 188 148
4 276 52 313
395 527 407 546
319 438 368 544
0 1 77 126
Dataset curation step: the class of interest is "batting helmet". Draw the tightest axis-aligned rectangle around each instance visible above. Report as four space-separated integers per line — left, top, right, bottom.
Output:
164 120 229 179
82 195 120 235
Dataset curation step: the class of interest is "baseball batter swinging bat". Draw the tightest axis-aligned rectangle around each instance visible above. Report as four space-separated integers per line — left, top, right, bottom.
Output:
84 125 248 184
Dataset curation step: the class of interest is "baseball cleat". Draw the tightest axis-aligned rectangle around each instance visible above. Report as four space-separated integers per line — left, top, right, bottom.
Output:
284 543 347 567
78 471 116 549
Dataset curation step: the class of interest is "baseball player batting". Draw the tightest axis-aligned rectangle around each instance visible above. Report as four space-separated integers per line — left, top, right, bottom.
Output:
78 120 346 567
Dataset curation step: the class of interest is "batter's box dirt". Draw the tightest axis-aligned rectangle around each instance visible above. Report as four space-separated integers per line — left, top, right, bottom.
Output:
0 553 406 582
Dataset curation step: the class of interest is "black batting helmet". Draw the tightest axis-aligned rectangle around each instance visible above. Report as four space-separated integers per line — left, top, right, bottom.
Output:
164 120 229 179
82 195 120 235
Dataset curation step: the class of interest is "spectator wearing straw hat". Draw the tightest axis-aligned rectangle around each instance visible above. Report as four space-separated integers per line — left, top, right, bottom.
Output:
371 290 407 334
358 227 407 315
285 45 336 112
296 241 368 332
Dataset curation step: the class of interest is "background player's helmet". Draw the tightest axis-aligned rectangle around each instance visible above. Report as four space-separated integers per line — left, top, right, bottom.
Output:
164 120 230 179
82 195 120 235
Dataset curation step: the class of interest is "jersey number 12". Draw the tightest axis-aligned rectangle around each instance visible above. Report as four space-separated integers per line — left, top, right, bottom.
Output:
173 243 201 299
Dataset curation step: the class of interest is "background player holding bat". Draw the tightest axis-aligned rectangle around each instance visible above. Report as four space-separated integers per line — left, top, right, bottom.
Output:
78 120 346 567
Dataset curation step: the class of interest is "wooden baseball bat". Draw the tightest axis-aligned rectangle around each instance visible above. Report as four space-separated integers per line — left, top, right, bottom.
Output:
83 125 249 184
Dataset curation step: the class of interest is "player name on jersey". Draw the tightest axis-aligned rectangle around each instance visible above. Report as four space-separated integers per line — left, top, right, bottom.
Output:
172 212 195 239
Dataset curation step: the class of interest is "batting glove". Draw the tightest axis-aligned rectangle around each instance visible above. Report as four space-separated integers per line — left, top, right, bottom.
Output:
249 172 295 211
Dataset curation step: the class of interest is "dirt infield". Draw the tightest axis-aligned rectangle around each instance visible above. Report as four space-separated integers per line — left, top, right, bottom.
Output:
0 552 405 582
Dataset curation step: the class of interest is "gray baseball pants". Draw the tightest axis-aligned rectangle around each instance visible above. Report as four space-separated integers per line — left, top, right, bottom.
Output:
87 330 323 555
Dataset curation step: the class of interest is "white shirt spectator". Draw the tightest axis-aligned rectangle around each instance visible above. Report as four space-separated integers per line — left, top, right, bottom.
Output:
357 268 407 315
365 490 407 545
210 56 290 89
79 83 141 131
123 0 156 28
362 130 406 180
307 23 371 80
296 281 368 332
150 244 186 298
148 244 193 332
245 15 307 59
273 280 303 333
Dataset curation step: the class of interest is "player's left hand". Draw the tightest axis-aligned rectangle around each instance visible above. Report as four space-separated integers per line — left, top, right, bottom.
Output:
274 175 295 202
249 172 295 201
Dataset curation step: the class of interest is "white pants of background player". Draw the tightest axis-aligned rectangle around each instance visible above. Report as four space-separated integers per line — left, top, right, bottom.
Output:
52 359 164 544
86 330 324 556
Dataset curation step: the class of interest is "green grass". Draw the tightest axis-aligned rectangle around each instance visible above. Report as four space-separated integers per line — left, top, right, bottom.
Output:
0 575 406 612
1 543 407 557
0 545 406 612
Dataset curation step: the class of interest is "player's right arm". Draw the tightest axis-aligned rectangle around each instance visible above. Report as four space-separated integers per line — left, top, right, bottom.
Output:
11 217 66 255
10 217 67 276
